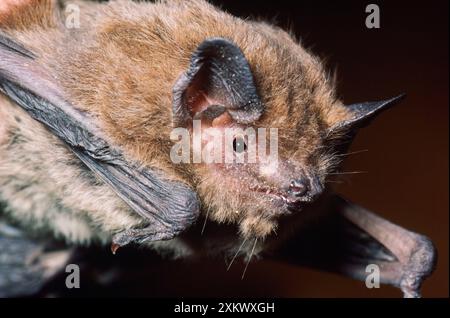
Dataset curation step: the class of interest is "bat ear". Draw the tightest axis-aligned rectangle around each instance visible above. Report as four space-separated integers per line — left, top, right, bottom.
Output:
329 94 406 134
172 37 264 128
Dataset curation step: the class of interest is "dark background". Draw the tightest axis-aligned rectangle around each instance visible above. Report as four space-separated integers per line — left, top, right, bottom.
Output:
43 0 449 298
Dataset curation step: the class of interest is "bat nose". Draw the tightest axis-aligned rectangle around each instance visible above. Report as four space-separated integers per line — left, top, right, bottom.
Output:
289 179 309 197
289 176 323 200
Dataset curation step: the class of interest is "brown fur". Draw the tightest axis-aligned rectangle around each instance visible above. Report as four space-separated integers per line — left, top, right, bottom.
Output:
0 0 353 256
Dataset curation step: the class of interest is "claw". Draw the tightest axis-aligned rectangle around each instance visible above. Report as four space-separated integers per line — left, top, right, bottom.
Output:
112 226 174 249
110 243 120 255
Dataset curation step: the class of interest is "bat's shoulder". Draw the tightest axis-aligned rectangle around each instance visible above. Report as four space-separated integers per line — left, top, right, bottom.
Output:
0 95 145 246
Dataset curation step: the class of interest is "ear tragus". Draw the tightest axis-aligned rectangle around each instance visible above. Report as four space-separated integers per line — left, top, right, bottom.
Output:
172 37 264 128
193 104 226 121
329 94 406 133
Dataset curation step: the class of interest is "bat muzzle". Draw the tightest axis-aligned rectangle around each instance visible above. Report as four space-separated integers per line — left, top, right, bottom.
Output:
288 175 323 204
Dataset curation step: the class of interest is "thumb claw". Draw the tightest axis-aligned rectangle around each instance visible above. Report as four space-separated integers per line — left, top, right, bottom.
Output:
111 243 120 255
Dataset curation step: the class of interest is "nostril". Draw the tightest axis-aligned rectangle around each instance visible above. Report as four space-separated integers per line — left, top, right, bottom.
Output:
289 179 308 197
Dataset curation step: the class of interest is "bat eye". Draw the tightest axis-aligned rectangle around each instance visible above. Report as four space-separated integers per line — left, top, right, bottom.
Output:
233 136 247 153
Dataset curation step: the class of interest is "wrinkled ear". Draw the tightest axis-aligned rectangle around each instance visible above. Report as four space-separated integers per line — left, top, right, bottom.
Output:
329 94 405 134
172 37 264 128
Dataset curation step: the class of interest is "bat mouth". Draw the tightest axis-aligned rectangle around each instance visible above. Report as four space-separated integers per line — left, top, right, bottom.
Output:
249 185 306 213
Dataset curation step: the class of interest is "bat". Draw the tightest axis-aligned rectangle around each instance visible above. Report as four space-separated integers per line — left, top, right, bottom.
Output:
0 0 436 297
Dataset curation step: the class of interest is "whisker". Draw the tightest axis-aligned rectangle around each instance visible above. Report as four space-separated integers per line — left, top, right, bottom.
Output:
326 180 344 184
328 171 368 175
241 238 258 280
200 206 211 236
335 149 369 157
226 237 248 271
198 175 212 184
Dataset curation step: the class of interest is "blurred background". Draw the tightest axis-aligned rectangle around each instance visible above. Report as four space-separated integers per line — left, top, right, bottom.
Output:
39 0 448 297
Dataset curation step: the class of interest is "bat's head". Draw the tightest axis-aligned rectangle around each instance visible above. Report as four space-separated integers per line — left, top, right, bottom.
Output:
0 0 403 245
171 34 403 240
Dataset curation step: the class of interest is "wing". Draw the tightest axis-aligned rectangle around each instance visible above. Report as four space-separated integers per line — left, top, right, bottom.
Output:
270 193 436 298
0 32 200 247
